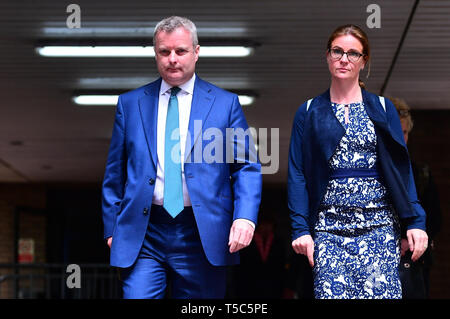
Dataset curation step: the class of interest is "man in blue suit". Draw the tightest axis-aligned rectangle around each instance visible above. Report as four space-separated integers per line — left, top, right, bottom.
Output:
101 16 262 299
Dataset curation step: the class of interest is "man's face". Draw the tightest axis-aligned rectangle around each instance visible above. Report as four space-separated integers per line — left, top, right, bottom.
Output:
154 27 199 87
400 119 409 144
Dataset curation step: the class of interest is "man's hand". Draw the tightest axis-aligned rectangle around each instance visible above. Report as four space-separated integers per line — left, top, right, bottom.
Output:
107 237 112 249
228 219 254 253
292 234 314 267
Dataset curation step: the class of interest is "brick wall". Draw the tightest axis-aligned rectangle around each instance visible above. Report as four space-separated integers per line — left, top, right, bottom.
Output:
0 185 46 298
0 200 14 264
0 200 14 298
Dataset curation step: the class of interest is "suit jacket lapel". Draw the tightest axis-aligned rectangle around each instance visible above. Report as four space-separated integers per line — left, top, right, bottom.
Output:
184 76 215 162
138 78 162 168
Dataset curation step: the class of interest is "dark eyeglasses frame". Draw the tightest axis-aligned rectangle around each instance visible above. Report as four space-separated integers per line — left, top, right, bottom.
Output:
398 110 410 117
328 48 366 63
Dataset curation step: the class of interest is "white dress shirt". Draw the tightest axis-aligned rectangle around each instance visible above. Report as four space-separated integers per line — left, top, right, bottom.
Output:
152 74 195 206
151 74 255 229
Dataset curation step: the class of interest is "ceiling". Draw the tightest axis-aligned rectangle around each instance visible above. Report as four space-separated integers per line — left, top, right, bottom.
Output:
0 0 449 184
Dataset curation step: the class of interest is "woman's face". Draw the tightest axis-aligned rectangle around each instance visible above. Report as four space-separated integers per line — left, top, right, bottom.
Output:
327 34 366 82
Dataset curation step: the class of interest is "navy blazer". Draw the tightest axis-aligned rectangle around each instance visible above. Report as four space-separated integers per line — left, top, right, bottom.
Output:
102 75 262 268
288 89 426 241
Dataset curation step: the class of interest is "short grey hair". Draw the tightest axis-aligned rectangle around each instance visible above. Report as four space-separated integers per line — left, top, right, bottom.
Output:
153 16 198 48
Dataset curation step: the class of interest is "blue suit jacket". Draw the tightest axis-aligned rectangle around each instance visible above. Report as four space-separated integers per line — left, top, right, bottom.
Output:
102 75 262 268
288 89 426 241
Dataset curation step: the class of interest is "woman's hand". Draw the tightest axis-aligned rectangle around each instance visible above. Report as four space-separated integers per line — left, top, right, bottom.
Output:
107 237 112 249
406 229 428 262
292 234 315 267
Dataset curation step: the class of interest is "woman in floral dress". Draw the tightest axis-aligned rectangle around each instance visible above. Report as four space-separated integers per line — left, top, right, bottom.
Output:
288 24 428 299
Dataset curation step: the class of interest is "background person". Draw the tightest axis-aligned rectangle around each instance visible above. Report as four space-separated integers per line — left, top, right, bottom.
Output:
390 96 442 298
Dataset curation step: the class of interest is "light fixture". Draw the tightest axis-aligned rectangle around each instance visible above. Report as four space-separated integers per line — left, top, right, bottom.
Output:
41 26 248 37
36 45 253 58
237 95 255 106
72 95 118 106
73 94 255 106
77 77 252 90
78 77 155 89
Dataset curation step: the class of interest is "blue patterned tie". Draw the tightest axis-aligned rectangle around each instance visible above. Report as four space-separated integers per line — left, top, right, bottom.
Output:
163 87 184 217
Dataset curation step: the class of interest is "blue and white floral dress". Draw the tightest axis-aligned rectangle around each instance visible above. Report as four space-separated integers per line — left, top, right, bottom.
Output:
313 101 402 299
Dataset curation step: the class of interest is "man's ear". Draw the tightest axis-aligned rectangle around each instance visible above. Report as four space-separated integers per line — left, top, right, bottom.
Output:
194 45 200 61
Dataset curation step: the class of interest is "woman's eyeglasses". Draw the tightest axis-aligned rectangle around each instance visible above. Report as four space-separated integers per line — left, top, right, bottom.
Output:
328 48 365 63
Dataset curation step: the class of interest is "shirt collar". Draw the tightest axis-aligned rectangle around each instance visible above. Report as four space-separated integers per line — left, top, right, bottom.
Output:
160 73 196 96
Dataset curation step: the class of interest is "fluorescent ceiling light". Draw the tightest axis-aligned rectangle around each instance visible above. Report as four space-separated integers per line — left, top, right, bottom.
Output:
36 46 253 58
78 77 252 90
200 46 253 57
73 94 255 106
37 46 153 57
42 26 247 37
78 77 155 89
238 95 255 106
73 95 119 105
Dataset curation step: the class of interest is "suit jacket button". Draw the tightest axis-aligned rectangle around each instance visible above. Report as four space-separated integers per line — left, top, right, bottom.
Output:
149 178 155 185
143 208 148 215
